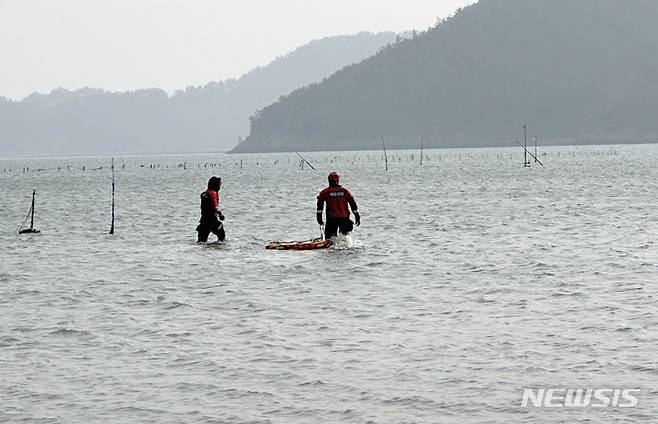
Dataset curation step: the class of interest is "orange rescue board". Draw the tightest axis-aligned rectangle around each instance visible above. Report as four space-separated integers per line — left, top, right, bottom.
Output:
266 238 332 250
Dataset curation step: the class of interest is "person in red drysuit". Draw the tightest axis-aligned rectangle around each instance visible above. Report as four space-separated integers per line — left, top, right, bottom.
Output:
196 176 225 242
316 172 360 240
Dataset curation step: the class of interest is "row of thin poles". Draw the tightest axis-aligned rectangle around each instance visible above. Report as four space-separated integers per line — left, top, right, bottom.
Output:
14 141 622 236
2 150 621 174
2 147 621 175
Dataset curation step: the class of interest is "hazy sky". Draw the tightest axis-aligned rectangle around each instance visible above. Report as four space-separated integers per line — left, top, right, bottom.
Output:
0 0 474 100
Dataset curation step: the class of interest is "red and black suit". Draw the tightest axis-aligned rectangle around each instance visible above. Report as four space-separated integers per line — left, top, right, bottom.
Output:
196 176 225 242
317 184 360 240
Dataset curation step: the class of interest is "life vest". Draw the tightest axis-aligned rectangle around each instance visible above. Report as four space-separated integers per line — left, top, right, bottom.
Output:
200 189 218 217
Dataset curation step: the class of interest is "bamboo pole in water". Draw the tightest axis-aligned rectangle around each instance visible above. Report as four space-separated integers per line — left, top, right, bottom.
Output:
382 137 388 171
29 190 35 229
109 158 115 235
516 140 544 166
18 190 40 234
523 124 530 167
296 152 316 170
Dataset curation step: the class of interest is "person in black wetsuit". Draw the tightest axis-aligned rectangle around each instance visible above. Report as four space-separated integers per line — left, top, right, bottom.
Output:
196 176 225 242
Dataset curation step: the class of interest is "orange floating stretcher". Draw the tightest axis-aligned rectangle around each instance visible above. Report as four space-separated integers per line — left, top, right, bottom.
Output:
265 238 332 250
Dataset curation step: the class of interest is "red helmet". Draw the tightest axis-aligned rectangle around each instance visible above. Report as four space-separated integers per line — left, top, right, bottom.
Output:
328 172 340 184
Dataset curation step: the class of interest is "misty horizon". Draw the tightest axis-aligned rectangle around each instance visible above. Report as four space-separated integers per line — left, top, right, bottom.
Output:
0 31 400 156
0 32 400 102
0 0 474 100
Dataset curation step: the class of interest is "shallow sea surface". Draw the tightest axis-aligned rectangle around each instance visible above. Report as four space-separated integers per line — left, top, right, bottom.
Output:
1 145 657 423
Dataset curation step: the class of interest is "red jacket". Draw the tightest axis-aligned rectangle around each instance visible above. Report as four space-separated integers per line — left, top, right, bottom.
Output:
201 189 220 219
317 186 357 219
207 189 219 209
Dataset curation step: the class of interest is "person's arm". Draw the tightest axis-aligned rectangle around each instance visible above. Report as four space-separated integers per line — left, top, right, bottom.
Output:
212 191 224 220
316 193 325 225
347 190 360 226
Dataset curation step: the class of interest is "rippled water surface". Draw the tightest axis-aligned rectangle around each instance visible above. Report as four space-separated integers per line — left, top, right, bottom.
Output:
1 145 657 423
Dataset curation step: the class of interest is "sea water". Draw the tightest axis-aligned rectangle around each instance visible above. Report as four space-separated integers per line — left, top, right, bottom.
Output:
1 145 657 423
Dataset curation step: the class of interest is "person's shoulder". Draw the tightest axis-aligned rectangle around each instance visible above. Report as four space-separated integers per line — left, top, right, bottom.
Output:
319 186 331 196
342 186 356 199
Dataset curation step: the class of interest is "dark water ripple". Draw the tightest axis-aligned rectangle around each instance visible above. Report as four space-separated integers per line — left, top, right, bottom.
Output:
1 145 658 423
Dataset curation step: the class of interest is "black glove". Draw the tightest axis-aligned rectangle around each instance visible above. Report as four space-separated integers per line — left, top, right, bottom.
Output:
316 214 324 226
217 211 225 221
354 212 361 226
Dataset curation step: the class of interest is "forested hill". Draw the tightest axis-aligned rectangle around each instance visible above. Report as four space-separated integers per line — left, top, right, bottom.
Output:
0 32 396 157
233 0 658 153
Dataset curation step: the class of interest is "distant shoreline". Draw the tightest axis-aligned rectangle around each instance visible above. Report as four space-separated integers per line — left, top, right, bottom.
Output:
227 138 658 155
3 140 658 161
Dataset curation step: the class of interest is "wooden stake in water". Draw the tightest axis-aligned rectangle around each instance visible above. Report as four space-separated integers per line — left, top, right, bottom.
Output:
523 124 530 167
18 190 41 234
382 137 388 171
516 140 544 166
29 190 35 229
109 158 115 235
296 152 316 170
534 136 538 162
420 135 424 166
